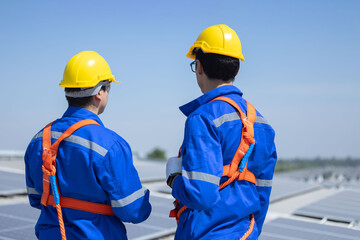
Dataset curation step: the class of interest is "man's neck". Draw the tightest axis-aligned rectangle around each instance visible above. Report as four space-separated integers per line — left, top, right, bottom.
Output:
203 79 233 94
84 105 100 115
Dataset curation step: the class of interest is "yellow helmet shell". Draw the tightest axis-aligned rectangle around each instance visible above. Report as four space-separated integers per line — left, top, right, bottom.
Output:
59 51 119 88
186 24 245 61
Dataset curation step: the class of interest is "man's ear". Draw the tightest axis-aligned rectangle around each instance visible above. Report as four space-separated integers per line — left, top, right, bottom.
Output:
197 60 204 75
94 91 102 101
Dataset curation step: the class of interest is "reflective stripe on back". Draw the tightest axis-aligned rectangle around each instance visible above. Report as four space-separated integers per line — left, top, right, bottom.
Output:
111 187 148 208
182 169 220 185
213 112 269 128
32 131 107 157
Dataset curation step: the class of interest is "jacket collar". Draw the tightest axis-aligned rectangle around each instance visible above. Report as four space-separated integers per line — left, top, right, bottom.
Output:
62 106 104 127
179 85 243 117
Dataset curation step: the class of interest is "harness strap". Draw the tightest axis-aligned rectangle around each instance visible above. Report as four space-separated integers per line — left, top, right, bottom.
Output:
47 195 115 216
41 119 100 206
212 96 256 178
41 119 101 240
174 166 257 224
170 97 257 240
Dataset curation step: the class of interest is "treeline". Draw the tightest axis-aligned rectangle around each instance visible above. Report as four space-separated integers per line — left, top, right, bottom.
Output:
275 157 360 172
144 147 360 174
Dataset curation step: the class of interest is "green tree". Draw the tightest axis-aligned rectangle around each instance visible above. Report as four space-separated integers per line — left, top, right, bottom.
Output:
147 147 167 161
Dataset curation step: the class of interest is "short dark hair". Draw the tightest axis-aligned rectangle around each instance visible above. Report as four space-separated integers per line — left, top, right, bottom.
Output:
195 49 240 82
65 85 107 108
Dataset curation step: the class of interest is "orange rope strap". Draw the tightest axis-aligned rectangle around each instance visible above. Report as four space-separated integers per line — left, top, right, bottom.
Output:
41 120 100 240
55 205 67 240
240 214 255 240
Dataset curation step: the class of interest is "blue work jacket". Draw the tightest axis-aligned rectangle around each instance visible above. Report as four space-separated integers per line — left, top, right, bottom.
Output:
172 85 277 240
25 107 151 240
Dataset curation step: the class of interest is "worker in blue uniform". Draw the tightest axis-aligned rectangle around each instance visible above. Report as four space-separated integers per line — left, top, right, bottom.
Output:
25 51 151 240
166 25 277 239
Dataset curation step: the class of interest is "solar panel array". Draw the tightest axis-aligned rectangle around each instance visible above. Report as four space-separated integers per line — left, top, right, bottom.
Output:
260 218 360 240
1 160 359 240
0 195 175 240
293 190 360 223
0 170 26 196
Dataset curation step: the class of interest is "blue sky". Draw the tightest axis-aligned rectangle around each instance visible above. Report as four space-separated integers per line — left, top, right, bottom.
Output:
1 0 359 159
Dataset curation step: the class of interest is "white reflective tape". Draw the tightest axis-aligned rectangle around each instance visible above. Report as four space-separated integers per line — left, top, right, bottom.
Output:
182 170 220 185
31 131 42 141
27 186 40 195
111 187 148 208
213 112 240 127
65 81 108 98
32 131 108 157
255 116 269 125
256 179 273 187
213 112 269 128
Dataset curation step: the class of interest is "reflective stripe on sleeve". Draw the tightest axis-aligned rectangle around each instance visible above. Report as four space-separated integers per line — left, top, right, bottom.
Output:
213 112 269 128
255 116 269 125
256 179 273 187
111 187 148 208
27 186 40 195
182 170 220 185
32 131 108 157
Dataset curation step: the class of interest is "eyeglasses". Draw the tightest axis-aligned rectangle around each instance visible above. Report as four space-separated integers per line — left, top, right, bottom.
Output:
106 84 111 93
190 60 197 72
102 83 111 93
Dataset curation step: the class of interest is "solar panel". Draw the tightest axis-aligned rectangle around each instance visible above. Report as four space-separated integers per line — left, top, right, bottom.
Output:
270 177 319 202
133 159 166 182
293 190 360 223
260 217 360 240
0 170 26 196
125 195 176 240
0 202 38 240
0 195 176 240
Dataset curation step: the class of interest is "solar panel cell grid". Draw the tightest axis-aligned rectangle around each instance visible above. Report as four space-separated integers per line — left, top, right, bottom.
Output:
261 218 360 240
293 190 360 223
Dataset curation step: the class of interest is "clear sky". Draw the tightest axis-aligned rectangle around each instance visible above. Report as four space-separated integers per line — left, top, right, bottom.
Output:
0 0 359 159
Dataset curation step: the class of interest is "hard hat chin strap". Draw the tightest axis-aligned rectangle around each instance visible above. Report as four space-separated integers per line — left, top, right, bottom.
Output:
65 81 107 98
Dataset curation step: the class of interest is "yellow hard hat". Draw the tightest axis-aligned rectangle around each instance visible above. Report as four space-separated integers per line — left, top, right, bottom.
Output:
59 51 119 88
186 24 245 61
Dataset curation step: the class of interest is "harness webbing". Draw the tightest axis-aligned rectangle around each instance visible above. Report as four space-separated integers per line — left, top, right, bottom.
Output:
169 96 257 240
47 195 115 216
41 119 114 240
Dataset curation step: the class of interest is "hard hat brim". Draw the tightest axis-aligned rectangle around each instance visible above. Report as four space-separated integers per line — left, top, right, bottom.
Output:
186 44 245 61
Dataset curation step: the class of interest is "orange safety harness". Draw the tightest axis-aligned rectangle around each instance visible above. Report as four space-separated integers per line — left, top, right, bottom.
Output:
41 119 115 240
169 96 257 240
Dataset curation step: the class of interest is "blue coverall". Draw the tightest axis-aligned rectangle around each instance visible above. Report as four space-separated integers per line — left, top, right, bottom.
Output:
172 85 277 240
25 107 151 240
